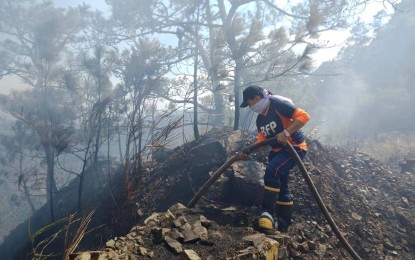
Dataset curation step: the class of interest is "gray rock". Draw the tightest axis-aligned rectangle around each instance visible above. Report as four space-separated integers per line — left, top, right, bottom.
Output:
230 161 265 205
136 209 144 217
164 236 183 254
243 233 265 248
199 215 211 228
351 212 362 221
144 213 161 226
169 203 188 214
105 239 116 248
138 246 148 256
316 243 327 257
192 221 209 240
98 253 110 260
169 228 184 241
75 252 91 260
126 233 136 240
383 239 395 250
182 226 200 243
235 246 257 259
401 197 409 207
182 249 202 260
174 215 188 228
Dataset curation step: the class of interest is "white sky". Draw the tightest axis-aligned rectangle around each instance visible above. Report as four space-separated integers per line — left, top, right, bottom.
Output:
55 0 109 11
309 1 398 66
0 0 399 95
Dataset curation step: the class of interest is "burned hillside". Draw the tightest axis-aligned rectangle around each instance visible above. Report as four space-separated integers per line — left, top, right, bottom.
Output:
67 129 415 259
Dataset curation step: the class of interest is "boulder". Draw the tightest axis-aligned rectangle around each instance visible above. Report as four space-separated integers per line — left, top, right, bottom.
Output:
229 161 265 205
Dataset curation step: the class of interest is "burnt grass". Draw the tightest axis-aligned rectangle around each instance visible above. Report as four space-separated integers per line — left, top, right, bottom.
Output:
2 128 414 259
114 130 415 259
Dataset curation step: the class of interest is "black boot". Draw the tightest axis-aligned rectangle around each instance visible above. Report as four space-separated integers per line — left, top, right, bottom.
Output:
258 189 278 230
276 203 293 232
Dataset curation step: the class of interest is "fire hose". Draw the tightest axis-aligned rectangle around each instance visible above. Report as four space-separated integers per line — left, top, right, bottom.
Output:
187 138 362 260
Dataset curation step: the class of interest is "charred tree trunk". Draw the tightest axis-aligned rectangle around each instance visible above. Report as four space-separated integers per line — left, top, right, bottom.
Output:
233 59 243 130
45 144 57 222
193 4 200 140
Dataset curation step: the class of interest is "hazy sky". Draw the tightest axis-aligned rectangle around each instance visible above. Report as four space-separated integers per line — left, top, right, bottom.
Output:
0 1 110 95
0 0 398 94
55 0 109 11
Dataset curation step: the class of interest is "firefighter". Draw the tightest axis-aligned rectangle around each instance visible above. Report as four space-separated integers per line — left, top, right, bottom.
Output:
239 85 310 232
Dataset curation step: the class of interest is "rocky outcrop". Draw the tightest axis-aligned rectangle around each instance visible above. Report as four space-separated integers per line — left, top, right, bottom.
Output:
70 203 282 260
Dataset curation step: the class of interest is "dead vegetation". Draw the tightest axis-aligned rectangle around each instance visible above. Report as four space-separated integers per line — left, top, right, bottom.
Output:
69 129 415 259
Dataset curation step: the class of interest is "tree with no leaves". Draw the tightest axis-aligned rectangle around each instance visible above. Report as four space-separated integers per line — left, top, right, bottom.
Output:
0 0 83 221
105 0 373 130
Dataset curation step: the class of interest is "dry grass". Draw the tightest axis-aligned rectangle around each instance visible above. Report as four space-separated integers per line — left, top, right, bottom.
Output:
30 209 96 260
358 132 415 164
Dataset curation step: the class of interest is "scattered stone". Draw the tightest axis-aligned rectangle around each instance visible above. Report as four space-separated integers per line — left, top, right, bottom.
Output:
138 246 148 255
137 209 144 217
290 241 299 250
192 221 209 240
126 233 135 240
352 212 363 221
373 212 382 218
222 206 237 211
182 249 202 260
316 243 327 257
243 233 265 248
236 246 257 259
199 215 211 228
169 203 187 214
383 240 395 250
164 236 183 254
401 197 409 207
169 228 184 241
144 213 161 226
130 225 145 233
324 224 332 234
74 252 91 260
173 215 188 228
105 239 115 248
182 226 200 243
98 253 110 260
135 235 144 244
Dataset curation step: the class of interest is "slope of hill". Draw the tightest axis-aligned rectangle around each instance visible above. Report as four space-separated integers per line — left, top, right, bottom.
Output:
65 129 414 259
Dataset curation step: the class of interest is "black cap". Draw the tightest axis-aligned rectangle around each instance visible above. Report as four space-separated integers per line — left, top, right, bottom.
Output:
240 85 264 107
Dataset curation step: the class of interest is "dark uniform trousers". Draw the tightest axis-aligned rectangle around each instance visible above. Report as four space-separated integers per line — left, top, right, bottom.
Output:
262 146 307 231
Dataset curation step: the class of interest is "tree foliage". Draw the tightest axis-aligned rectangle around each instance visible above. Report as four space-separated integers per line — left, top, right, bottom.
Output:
0 0 397 237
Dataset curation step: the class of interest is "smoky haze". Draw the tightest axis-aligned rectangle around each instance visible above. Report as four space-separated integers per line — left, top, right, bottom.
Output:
306 0 415 145
0 0 410 258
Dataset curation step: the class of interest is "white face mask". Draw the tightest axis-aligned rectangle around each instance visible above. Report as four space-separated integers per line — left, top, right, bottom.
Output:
249 89 270 114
